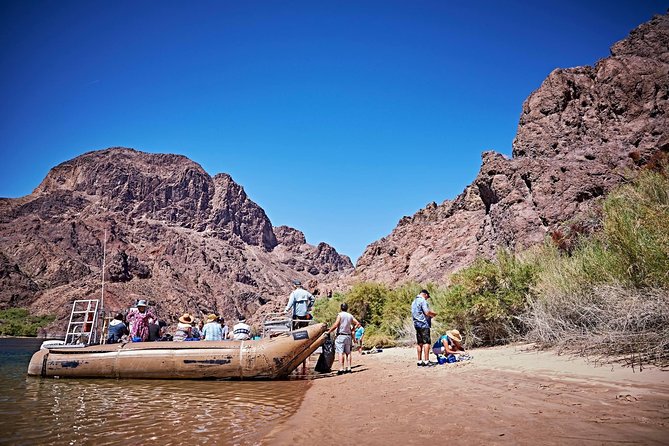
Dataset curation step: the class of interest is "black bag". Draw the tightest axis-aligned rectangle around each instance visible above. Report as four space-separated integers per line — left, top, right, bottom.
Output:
314 334 335 373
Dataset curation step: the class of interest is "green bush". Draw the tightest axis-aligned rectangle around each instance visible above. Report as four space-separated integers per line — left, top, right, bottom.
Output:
603 167 669 288
431 250 538 346
0 308 56 337
524 162 669 362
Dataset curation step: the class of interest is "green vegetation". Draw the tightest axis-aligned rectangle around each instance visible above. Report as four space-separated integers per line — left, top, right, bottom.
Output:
316 160 669 363
0 308 56 337
525 163 669 363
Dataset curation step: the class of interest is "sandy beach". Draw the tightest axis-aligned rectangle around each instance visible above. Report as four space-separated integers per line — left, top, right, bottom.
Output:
265 345 669 445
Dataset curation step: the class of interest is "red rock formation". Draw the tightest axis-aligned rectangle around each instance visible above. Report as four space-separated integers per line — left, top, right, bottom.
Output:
0 148 352 333
354 13 669 285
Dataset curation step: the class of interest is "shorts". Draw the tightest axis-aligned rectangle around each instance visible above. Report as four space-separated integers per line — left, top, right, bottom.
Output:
415 327 431 345
335 334 352 354
433 346 445 356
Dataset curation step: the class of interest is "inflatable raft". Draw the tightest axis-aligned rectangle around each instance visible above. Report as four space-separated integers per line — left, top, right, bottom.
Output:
27 323 328 379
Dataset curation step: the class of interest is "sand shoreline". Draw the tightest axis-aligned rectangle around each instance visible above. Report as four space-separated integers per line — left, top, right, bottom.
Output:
264 344 669 445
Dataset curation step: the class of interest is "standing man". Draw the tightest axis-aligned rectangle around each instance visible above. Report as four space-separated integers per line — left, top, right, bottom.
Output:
412 289 437 366
284 279 315 329
328 303 361 375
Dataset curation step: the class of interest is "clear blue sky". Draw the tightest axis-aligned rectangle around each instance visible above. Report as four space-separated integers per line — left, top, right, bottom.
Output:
0 1 666 262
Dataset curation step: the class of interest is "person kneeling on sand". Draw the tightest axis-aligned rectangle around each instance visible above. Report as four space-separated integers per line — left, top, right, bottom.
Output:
433 329 465 362
328 303 361 375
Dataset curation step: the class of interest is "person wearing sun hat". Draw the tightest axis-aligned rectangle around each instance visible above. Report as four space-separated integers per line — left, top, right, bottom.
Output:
202 313 224 341
433 329 466 362
126 299 156 342
173 313 193 341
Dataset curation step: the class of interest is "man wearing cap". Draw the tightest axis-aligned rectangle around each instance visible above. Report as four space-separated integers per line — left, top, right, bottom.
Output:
284 279 315 330
126 299 156 342
412 289 437 366
202 314 224 341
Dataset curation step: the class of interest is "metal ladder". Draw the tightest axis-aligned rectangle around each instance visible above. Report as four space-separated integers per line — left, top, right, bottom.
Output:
65 299 100 345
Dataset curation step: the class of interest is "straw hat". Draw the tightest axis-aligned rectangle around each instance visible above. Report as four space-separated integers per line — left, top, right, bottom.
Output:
206 313 217 322
179 313 193 324
447 329 463 344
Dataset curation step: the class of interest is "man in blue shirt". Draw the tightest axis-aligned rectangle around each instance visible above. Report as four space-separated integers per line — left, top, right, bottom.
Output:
412 289 437 366
284 279 315 329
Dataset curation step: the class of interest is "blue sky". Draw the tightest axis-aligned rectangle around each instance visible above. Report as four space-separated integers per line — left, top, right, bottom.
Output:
0 1 666 262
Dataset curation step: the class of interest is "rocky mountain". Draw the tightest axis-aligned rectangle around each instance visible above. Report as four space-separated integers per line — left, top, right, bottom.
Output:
354 13 669 284
0 148 352 333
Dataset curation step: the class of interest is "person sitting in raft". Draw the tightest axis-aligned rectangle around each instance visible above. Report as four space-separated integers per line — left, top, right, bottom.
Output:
126 300 155 342
191 319 203 340
107 313 128 343
173 313 193 342
433 329 465 360
202 314 223 341
219 316 229 340
148 318 164 342
231 315 251 340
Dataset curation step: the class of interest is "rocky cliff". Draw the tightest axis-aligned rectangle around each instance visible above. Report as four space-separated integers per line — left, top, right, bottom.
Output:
0 148 352 332
354 13 669 284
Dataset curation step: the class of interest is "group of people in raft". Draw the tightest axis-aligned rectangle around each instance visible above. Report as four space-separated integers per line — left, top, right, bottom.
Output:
106 300 253 344
105 282 465 372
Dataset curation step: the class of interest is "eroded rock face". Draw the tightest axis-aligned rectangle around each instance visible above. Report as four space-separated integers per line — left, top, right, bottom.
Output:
0 148 352 333
354 13 669 285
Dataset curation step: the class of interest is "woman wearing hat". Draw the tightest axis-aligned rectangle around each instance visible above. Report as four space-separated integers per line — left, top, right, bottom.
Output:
433 329 465 361
173 313 194 342
126 299 155 342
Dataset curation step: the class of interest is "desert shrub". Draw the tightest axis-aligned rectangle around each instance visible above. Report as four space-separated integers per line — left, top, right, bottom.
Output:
362 325 397 348
312 293 345 325
524 285 669 365
0 308 56 337
431 250 538 347
603 167 669 288
524 163 669 363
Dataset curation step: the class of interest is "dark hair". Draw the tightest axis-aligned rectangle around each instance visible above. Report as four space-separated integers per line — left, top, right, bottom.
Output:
114 313 124 321
341 303 348 311
420 289 430 296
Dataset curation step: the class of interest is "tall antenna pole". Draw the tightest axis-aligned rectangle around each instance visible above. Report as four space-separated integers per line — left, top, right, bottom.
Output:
100 229 107 343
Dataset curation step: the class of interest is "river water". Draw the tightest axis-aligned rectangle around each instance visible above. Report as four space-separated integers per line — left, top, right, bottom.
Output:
0 338 309 445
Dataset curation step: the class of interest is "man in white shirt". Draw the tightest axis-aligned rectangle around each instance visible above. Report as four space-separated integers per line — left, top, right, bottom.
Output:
230 315 251 340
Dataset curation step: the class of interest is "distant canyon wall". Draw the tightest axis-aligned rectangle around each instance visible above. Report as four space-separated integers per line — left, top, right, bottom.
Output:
0 148 353 331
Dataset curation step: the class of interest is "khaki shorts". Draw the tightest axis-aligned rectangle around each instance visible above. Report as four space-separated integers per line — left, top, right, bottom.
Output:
335 334 352 354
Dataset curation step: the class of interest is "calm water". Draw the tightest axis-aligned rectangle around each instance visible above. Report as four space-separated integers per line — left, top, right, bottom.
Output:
0 338 309 446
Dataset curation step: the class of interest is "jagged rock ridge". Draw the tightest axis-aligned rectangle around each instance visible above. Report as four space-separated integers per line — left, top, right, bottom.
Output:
0 148 353 332
354 13 669 284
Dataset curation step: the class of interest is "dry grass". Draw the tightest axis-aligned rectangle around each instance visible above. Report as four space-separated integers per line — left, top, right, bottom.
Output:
523 285 669 366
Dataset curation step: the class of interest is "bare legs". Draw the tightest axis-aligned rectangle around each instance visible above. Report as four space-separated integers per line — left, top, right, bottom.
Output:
416 343 430 363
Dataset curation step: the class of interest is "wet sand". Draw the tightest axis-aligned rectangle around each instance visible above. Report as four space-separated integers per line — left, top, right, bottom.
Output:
266 344 669 445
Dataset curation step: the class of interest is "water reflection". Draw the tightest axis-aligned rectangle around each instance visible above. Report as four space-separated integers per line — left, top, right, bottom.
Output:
0 339 308 446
